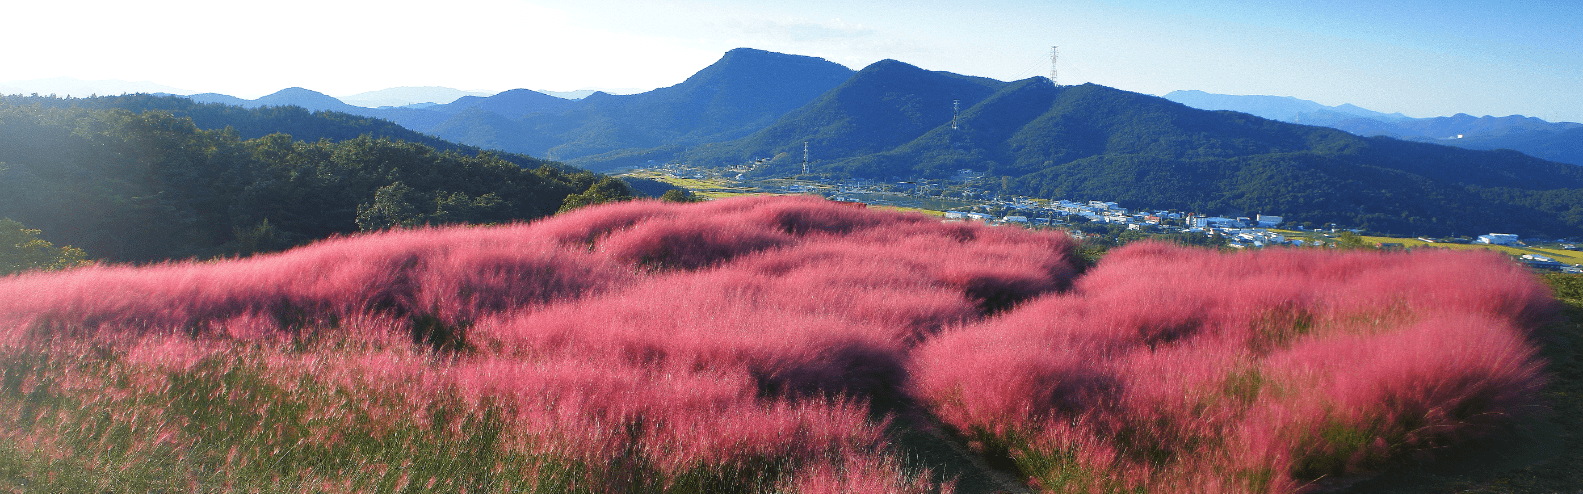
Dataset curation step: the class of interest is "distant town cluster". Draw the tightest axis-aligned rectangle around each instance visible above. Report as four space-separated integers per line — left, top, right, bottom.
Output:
634 163 1583 273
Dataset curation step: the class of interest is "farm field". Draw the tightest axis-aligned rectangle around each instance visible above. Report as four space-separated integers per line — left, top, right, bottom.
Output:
0 196 1575 493
1358 236 1583 264
621 170 763 200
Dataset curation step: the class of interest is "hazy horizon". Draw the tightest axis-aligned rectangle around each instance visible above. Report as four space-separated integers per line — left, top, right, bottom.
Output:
4 0 1579 121
0 76 649 103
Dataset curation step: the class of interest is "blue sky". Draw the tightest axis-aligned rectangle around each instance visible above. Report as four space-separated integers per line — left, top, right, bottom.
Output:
4 0 1579 121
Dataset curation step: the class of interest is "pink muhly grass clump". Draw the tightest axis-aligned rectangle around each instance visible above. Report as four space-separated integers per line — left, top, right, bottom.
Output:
1267 313 1546 479
595 214 795 270
526 198 679 247
472 201 1080 399
911 242 1555 493
0 196 1080 492
779 450 952 494
471 275 914 403
442 197 1072 486
0 223 631 346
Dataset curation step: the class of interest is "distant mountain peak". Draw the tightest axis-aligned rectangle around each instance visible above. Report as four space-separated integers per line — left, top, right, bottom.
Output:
339 86 498 108
428 88 575 119
866 59 914 70
184 87 357 112
718 47 834 63
253 87 355 111
265 87 329 97
720 47 780 58
678 48 853 89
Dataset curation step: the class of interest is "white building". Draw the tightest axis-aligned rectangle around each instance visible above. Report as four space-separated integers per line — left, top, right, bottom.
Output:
1192 216 1241 228
1477 233 1520 245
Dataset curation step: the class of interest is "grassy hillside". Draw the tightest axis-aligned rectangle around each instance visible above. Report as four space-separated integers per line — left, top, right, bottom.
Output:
0 197 1569 493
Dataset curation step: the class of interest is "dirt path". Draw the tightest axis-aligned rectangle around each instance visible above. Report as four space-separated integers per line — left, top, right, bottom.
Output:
881 401 1033 494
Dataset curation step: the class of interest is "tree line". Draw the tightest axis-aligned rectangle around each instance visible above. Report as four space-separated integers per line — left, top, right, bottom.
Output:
0 100 639 263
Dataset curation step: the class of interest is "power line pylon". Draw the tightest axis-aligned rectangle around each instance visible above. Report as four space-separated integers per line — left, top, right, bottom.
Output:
952 99 960 130
1050 46 1060 86
802 141 809 175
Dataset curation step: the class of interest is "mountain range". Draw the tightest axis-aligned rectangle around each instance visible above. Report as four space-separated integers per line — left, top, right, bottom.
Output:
0 77 194 97
158 49 853 166
338 87 499 108
645 61 1583 237
1165 90 1583 166
21 48 1583 238
1 77 646 110
1163 90 1414 125
388 48 856 163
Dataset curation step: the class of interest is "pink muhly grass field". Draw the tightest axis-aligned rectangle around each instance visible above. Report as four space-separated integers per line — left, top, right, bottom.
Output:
0 196 1076 492
910 242 1555 493
0 197 1556 493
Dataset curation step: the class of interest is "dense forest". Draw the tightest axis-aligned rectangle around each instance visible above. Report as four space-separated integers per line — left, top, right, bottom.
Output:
666 62 1583 238
0 98 636 263
0 92 536 161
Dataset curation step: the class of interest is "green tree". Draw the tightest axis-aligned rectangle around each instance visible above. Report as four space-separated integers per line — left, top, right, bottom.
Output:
660 189 702 203
431 191 506 225
228 218 292 257
1334 231 1374 250
1 218 89 275
355 182 425 231
557 177 637 213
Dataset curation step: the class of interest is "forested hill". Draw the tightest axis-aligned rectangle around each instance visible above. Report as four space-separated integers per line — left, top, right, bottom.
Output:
674 60 1583 237
674 59 1006 172
0 92 559 170
998 84 1583 237
0 101 635 263
365 48 856 168
1442 126 1583 170
522 47 857 164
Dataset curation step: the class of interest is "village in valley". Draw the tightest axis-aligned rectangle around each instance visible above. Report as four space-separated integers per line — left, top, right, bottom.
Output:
624 163 1583 273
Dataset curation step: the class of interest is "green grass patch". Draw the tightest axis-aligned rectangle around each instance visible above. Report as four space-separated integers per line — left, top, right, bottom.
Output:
0 345 598 493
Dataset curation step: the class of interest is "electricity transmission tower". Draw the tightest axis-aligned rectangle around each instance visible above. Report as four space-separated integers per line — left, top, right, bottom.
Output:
802 141 809 175
1050 46 1060 86
952 99 960 130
